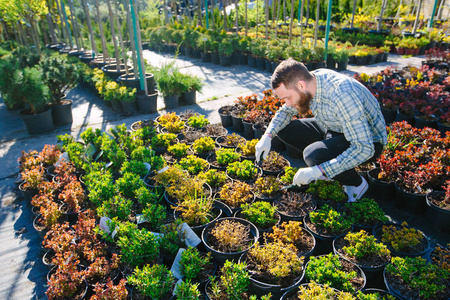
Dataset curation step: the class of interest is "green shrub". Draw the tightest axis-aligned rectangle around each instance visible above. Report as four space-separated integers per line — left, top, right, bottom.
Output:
128 264 175 298
227 159 258 180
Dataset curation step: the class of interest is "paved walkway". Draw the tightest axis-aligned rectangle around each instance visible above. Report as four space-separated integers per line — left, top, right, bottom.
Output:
0 51 444 299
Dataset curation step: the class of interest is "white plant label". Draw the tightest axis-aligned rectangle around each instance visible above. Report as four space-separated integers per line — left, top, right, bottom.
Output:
150 232 164 240
135 214 147 224
179 223 201 247
158 166 169 173
170 248 186 280
55 152 70 167
99 216 117 239
173 278 184 295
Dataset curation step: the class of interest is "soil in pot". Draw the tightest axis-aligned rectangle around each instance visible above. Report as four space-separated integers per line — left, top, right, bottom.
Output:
274 192 316 222
200 123 228 139
260 151 290 176
216 134 246 149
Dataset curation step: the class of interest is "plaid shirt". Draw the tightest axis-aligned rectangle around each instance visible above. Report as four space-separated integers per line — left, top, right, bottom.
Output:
266 69 387 178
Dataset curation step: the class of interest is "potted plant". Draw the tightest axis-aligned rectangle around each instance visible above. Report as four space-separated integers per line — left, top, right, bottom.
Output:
16 67 54 134
426 180 450 231
40 54 79 125
254 176 282 201
216 133 246 149
282 282 354 299
305 253 366 293
151 133 178 155
179 155 209 175
187 114 210 131
91 279 128 300
373 222 430 258
174 280 203 300
226 160 259 182
192 136 216 158
165 177 210 207
208 148 241 170
197 169 229 193
237 201 280 232
333 230 391 288
116 85 137 115
274 191 316 222
217 181 254 213
306 179 347 207
154 61 185 109
46 253 87 300
166 143 190 162
384 256 450 299
179 73 204 105
206 261 250 300
304 204 353 255
160 118 186 135
241 240 305 298
237 139 258 160
128 264 176 300
260 151 290 176
202 217 259 265
339 198 389 232
179 246 216 288
218 38 234 66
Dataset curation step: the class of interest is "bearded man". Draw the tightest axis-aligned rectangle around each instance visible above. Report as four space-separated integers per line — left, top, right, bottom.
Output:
255 58 387 202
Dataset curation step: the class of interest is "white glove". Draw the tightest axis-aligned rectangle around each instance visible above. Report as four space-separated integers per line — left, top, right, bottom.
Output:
293 166 323 186
255 134 272 163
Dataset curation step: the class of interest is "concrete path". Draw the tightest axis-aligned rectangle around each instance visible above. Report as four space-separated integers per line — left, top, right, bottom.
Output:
1 50 444 300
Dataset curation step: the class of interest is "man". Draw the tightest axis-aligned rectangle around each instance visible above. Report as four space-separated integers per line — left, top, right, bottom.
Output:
255 58 387 202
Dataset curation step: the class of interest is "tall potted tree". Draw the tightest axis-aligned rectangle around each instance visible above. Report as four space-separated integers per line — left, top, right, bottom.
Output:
40 54 79 126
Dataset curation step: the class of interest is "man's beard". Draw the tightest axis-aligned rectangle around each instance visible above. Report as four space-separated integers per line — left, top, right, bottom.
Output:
293 87 312 115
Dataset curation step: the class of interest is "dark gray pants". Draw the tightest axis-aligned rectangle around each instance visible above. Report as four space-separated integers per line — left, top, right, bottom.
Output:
277 118 383 186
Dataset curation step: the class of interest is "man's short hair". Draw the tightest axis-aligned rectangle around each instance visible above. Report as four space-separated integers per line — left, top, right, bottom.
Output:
271 58 313 89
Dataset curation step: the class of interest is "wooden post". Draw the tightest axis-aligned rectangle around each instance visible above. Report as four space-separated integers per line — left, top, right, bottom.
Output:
314 0 320 47
289 0 295 44
95 0 109 61
81 0 97 53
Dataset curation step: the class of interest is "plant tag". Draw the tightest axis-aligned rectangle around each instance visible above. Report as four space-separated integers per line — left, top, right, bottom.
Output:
158 166 169 173
99 217 117 239
83 143 97 161
178 223 201 247
94 150 103 162
150 232 164 240
173 278 184 295
105 161 114 169
143 162 151 172
170 248 186 280
135 214 147 224
55 152 70 167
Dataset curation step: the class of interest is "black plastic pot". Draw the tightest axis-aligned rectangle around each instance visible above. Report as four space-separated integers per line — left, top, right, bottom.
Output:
19 182 38 206
136 91 158 114
121 101 137 115
252 123 266 139
381 107 397 124
256 58 266 70
163 95 179 109
304 215 352 256
238 54 248 65
21 107 55 135
110 99 122 112
219 55 232 66
117 73 155 92
373 222 429 258
242 120 255 139
180 91 196 106
218 106 233 128
394 183 427 214
426 191 450 232
337 59 348 70
200 51 211 62
202 217 259 266
367 168 396 200
231 112 244 132
239 252 305 299
248 56 257 67
211 53 220 64
333 235 390 289
394 109 415 126
264 59 272 73
413 116 437 129
101 64 133 81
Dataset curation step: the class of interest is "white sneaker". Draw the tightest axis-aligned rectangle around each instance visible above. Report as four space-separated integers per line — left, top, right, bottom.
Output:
343 176 369 203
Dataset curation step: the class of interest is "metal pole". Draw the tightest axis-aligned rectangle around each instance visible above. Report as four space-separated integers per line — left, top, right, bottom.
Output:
428 0 439 28
324 0 332 61
61 0 74 48
129 0 148 95
205 0 209 28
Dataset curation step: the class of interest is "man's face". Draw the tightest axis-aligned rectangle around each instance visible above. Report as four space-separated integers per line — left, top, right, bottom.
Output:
274 82 312 115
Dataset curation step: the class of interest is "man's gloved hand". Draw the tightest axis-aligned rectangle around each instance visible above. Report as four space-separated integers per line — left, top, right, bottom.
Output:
255 134 272 163
293 166 323 186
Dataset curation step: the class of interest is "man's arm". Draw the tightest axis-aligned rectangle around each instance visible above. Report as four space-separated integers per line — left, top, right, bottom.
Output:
265 104 298 137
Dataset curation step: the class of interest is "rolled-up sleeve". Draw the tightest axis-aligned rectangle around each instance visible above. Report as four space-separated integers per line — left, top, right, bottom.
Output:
265 104 298 137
